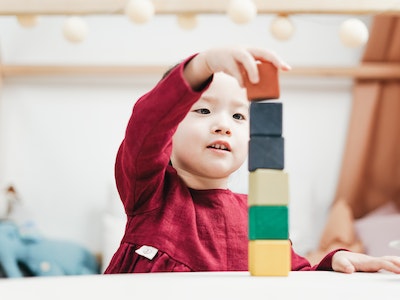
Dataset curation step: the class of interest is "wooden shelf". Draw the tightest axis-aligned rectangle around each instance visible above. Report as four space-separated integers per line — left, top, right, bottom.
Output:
0 0 399 16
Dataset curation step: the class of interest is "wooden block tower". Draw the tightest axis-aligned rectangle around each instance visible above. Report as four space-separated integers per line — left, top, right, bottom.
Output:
245 62 291 276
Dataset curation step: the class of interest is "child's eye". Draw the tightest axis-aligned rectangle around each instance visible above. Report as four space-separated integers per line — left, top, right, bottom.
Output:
194 108 210 114
233 113 246 120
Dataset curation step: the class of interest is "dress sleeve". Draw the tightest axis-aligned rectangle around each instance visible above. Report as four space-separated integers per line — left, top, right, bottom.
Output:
115 54 212 215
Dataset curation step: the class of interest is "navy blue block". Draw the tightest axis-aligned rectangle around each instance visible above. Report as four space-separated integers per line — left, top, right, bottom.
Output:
248 136 284 171
250 102 282 137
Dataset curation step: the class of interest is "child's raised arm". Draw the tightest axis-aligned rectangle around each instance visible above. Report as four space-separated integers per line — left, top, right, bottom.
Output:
183 47 291 91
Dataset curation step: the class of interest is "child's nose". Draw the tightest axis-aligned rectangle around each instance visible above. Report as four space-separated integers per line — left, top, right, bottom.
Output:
212 121 232 136
214 128 231 135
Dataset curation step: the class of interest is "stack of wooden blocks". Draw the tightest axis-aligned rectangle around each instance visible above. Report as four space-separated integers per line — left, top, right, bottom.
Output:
244 62 291 276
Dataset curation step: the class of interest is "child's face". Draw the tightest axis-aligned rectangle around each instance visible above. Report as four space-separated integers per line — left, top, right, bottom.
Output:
171 72 249 187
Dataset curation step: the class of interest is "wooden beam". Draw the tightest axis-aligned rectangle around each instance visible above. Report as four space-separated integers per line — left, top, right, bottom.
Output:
1 65 168 77
0 0 399 16
2 63 400 79
288 63 400 79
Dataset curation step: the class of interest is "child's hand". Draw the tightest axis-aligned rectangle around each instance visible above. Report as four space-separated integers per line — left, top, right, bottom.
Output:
202 47 290 86
332 250 400 274
184 47 290 90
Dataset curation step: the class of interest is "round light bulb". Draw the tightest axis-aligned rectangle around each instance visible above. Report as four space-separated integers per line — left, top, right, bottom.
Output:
63 17 89 43
227 0 257 24
177 14 198 30
17 15 39 28
270 16 295 41
125 0 155 24
339 18 369 48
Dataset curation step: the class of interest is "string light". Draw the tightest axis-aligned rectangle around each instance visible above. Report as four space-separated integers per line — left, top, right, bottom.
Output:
125 0 155 24
16 15 39 28
227 0 257 24
339 18 369 48
63 17 89 43
12 4 372 49
270 15 295 41
177 14 198 30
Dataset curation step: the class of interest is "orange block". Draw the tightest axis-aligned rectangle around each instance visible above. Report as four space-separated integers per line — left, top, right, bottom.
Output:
243 61 280 101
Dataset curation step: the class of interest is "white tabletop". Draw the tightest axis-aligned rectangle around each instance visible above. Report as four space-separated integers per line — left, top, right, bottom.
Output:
1 271 399 300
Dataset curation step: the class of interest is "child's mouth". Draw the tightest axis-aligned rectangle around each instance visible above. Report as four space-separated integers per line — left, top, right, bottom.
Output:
207 143 231 152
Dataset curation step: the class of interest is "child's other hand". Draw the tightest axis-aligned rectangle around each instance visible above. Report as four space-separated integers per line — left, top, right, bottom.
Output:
332 251 400 274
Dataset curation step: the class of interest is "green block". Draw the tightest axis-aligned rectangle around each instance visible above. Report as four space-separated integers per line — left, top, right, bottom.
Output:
249 206 289 240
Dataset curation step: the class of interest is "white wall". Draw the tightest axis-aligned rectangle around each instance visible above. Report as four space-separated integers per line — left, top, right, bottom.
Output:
0 14 369 257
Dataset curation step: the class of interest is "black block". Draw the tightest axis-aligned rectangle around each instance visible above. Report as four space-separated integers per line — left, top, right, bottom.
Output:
250 102 282 137
248 136 284 171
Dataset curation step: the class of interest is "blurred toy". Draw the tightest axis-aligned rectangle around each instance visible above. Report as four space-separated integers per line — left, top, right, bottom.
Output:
0 221 100 278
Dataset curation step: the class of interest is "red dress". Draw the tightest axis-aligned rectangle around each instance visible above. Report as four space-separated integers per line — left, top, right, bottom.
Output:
104 56 337 273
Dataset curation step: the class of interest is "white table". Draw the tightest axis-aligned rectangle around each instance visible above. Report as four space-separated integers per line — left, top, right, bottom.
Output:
1 271 399 300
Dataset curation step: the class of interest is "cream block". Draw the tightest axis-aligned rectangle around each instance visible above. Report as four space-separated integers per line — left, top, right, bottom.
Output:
248 169 289 206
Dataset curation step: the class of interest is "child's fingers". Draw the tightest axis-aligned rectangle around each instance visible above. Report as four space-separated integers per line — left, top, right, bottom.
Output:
374 256 400 274
203 46 290 86
248 48 291 71
226 52 257 86
332 256 356 274
229 65 246 87
334 252 400 274
231 49 260 85
236 47 291 85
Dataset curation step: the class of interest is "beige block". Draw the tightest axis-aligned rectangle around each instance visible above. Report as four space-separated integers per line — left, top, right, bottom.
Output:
248 169 289 206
